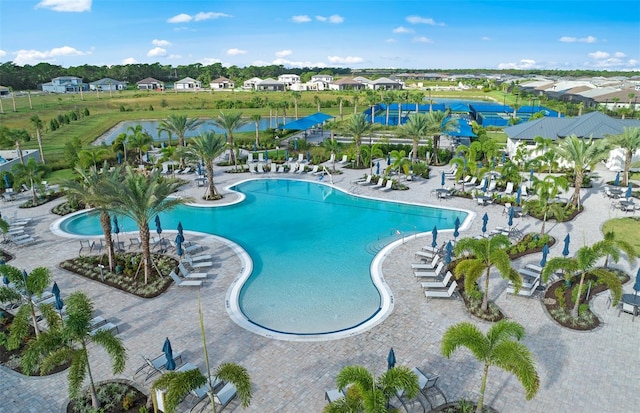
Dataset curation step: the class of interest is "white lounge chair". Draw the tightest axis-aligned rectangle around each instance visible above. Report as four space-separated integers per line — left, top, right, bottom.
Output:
506 275 540 297
257 163 265 173
177 263 208 279
421 271 453 289
277 165 285 173
466 176 478 188
170 271 203 287
486 180 497 192
212 382 238 412
297 153 305 163
248 163 257 174
89 320 119 336
307 165 319 174
270 163 277 173
379 180 393 191
79 239 95 255
338 155 349 165
258 153 264 163
424 281 458 299
458 175 471 184
182 256 213 268
500 182 514 196
295 163 304 174
370 178 384 189
414 262 446 278
356 175 373 185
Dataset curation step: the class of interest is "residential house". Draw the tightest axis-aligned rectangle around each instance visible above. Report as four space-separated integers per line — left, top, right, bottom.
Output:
242 77 262 90
41 76 86 93
0 86 9 96
174 77 201 90
278 74 300 87
367 77 403 90
137 77 164 90
210 76 235 90
328 77 367 91
89 78 127 91
256 78 285 91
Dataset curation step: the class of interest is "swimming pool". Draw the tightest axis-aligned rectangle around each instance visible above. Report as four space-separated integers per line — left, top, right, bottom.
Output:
54 179 469 340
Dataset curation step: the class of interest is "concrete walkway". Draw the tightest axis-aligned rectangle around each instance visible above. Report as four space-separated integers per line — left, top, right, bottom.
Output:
0 161 637 412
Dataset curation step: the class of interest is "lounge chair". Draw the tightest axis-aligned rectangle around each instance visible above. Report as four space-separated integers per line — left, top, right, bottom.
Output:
258 153 264 163
414 262 446 278
424 281 458 299
475 178 487 190
415 255 440 269
457 175 471 184
129 237 141 250
325 389 346 403
277 165 285 173
177 263 208 279
506 274 540 297
170 271 203 287
89 321 119 336
248 163 257 174
247 153 254 163
13 236 36 246
182 256 213 268
181 167 192 175
412 367 447 410
212 382 238 412
297 153 305 163
186 253 214 262
257 163 265 173
355 175 373 185
270 163 277 173
134 352 184 382
379 180 393 191
486 180 497 193
338 155 349 165
420 271 453 289
79 239 95 255
307 165 319 174
500 182 514 196
294 163 304 174
188 375 224 411
171 240 204 254
370 178 384 189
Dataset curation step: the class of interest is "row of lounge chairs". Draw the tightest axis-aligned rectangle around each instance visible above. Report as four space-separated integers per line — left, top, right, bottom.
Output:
169 255 215 287
4 217 37 246
353 175 394 192
412 250 458 300
506 264 545 298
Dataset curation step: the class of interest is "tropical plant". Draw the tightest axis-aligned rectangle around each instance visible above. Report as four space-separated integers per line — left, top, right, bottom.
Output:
107 168 191 284
152 297 251 413
77 148 109 169
178 132 226 200
126 125 154 163
157 114 204 148
291 91 302 119
441 320 539 413
388 149 411 176
30 114 45 163
211 112 249 170
249 114 262 147
322 138 341 172
339 114 378 168
530 175 569 235
11 157 48 205
21 291 126 410
453 235 522 312
608 127 640 186
62 162 121 271
541 243 627 317
597 231 637 269
0 265 53 342
398 113 429 163
554 135 609 207
410 90 425 114
382 90 395 126
324 365 419 413
425 111 458 164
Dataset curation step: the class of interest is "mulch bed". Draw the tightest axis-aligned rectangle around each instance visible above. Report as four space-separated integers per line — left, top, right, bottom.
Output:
67 382 148 413
1 249 13 263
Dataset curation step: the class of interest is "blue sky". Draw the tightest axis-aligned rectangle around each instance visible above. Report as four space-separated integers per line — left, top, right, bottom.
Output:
1 0 638 70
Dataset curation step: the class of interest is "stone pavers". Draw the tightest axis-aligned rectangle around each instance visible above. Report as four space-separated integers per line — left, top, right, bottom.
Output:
0 161 638 412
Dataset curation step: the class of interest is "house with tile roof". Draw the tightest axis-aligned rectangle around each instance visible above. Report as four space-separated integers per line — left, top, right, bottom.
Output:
210 77 235 90
242 77 262 90
89 78 127 91
136 77 164 90
256 78 285 91
328 77 367 91
175 77 201 90
367 77 403 90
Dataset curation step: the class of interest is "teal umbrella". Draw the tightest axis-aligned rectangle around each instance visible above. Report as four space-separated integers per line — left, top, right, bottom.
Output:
515 186 522 206
163 337 176 371
155 215 162 235
508 207 514 227
441 171 445 187
431 226 438 248
562 234 570 257
387 348 396 371
481 212 488 234
633 268 640 296
614 172 620 186
540 244 549 267
174 234 183 257
626 183 632 198
177 222 184 243
453 217 460 240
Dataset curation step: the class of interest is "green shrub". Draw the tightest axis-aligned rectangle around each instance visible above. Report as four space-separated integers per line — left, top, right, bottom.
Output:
555 285 566 308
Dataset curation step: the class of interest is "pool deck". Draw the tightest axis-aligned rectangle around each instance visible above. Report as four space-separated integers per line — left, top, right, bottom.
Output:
1 160 638 412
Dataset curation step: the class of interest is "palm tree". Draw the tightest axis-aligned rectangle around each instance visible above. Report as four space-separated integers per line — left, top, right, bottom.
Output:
152 297 251 413
530 175 569 235
30 114 45 163
441 320 539 413
178 132 226 200
158 114 204 148
542 243 626 317
212 112 248 170
77 148 108 169
608 127 640 186
365 91 378 124
410 90 425 114
314 95 322 113
325 365 419 413
388 149 411 176
11 157 47 205
63 163 121 271
340 114 378 168
554 135 609 207
21 291 126 410
249 114 262 148
0 265 53 341
398 113 429 163
107 169 191 284
425 111 458 164
126 125 154 163
382 91 395 126
291 91 302 119
598 231 637 269
453 235 522 312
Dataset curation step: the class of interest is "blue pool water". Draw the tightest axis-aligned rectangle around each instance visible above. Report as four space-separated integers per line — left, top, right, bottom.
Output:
99 118 294 145
58 179 467 335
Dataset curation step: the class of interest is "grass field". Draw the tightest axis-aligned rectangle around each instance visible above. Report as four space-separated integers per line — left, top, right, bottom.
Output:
602 218 640 253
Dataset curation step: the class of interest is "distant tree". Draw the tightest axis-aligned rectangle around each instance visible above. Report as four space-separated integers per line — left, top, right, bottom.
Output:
158 114 204 148
608 127 640 186
30 115 45 164
398 113 429 163
11 158 48 205
178 132 227 200
425 111 458 164
212 112 249 170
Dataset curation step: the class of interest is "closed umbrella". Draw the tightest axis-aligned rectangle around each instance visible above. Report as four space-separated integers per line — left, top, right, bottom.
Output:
445 242 453 264
387 348 396 371
529 168 534 183
174 234 183 257
515 186 522 206
626 183 633 199
163 337 176 371
117 152 122 164
501 152 506 164
285 149 289 161
431 226 438 248
52 281 64 313
155 215 162 235
3 174 10 189
307 150 311 162
387 153 391 166
562 234 571 257
264 150 269 161
482 178 488 192
376 161 380 175
482 212 489 235
508 207 514 228
112 215 120 248
177 222 184 243
614 172 620 186
446 240 454 254
146 151 150 163
196 163 202 176
253 142 257 152
453 217 460 240
633 268 640 296
441 171 445 187
2 275 8 286
540 244 549 267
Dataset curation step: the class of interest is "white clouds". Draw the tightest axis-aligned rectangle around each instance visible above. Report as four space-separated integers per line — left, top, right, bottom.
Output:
559 35 597 43
0 50 6 58
413 36 434 43
122 57 137 64
275 50 293 58
481 36 491 41
385 38 397 43
406 15 445 26
327 55 364 64
168 12 230 23
586 50 638 69
152 39 171 47
588 51 609 59
292 15 311 23
168 54 182 60
272 58 326 67
147 47 167 57
497 59 538 70
316 14 344 23
14 46 85 65
614 52 627 58
393 26 414 34
200 58 222 65
35 0 91 12
226 48 247 56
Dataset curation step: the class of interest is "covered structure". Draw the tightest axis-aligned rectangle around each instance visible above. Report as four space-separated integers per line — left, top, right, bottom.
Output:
280 113 334 138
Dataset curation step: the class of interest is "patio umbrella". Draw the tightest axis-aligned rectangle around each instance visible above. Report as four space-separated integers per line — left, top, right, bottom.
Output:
441 171 445 187
376 161 380 175
562 234 571 257
294 139 298 150
3 174 10 189
529 168 534 183
445 241 453 264
445 247 452 264
253 142 257 152
453 217 460 240
387 348 396 371
52 282 64 313
614 171 620 186
112 215 120 246
482 178 488 192
285 149 289 161
174 234 183 257
626 183 633 198
540 244 549 267
482 212 488 235
307 150 311 162
146 151 150 163
387 153 391 166
163 337 176 371
508 207 514 227
117 152 122 164
446 240 454 254
196 163 202 176
177 222 184 243
264 150 269 161
633 268 640 296
501 152 506 164
155 215 162 235
431 226 438 248
2 275 8 286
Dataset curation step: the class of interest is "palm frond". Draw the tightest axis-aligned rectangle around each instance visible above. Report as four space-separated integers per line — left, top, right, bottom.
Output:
90 329 127 375
441 322 488 361
492 341 540 400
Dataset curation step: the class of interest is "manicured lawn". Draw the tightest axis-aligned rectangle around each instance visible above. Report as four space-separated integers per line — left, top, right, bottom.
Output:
602 217 640 252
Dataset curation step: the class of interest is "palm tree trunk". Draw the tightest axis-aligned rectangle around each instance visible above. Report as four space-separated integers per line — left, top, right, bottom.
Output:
140 225 151 284
29 301 41 337
206 164 216 198
623 150 632 187
571 272 586 318
476 364 490 413
228 134 236 169
99 210 115 271
572 170 583 207
339 99 343 120
433 135 440 164
355 140 362 168
29 178 37 205
254 123 259 147
16 140 24 165
36 129 45 163
541 208 548 235
482 267 490 312
412 139 419 163
83 342 101 409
